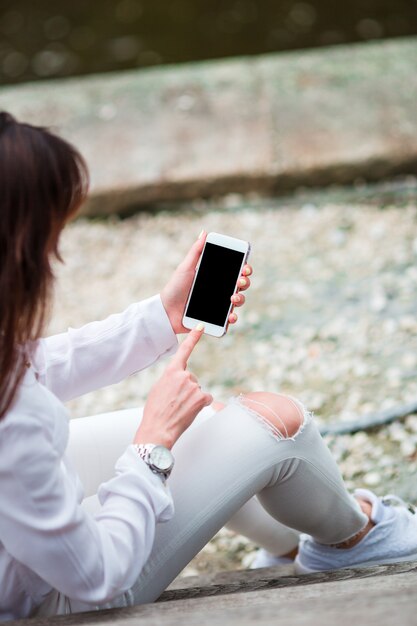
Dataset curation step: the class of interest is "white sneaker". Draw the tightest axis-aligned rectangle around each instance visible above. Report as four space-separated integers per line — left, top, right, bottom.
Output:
295 488 417 574
249 548 294 569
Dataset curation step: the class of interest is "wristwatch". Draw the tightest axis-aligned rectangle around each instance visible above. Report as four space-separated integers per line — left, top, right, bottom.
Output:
133 443 175 481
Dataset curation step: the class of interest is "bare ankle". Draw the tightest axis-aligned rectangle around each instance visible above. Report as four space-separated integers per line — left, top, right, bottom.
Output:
281 546 298 560
331 497 375 549
357 497 373 520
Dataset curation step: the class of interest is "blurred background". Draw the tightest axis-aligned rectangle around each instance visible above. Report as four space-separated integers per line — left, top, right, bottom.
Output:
1 0 417 84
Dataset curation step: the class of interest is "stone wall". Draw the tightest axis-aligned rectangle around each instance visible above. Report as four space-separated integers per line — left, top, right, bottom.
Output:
1 37 416 215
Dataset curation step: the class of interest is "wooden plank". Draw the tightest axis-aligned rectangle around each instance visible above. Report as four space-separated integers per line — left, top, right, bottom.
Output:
8 561 417 626
166 563 295 590
158 560 417 602
9 569 417 626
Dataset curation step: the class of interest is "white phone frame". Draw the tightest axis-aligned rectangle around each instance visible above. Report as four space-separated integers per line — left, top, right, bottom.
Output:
182 232 251 337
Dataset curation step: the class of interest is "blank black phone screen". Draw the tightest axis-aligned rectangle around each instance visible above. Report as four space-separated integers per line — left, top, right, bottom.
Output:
185 243 245 326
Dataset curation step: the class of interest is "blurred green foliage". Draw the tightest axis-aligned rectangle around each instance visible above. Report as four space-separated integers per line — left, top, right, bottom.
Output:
0 0 416 84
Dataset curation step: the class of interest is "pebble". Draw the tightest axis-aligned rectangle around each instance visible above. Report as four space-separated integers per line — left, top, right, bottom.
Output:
406 416 417 432
364 472 382 487
400 440 417 457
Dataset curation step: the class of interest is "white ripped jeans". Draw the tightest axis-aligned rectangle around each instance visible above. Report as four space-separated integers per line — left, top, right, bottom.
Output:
43 397 368 613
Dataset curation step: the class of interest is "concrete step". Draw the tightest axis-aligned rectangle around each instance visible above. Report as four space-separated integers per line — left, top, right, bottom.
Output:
9 561 417 625
1 38 416 216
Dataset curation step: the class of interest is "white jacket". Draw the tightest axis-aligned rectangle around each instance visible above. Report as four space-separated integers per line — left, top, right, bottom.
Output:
0 295 178 621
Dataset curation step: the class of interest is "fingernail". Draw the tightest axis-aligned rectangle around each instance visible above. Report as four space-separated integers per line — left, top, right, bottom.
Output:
230 313 237 322
239 278 246 287
244 267 251 276
196 323 205 331
232 295 240 303
198 230 205 240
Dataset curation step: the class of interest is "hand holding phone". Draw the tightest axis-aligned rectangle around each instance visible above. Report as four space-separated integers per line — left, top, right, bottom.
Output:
182 232 251 337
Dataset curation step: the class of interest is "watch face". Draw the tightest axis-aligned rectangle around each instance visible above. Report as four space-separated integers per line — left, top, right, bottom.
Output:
149 445 174 471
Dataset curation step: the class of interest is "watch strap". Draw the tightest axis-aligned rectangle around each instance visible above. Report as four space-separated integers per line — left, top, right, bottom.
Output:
133 443 172 481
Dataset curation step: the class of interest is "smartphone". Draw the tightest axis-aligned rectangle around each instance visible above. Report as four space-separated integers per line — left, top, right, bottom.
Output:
182 232 251 337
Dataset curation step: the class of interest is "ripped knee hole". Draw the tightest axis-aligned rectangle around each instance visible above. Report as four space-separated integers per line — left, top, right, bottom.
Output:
237 392 308 440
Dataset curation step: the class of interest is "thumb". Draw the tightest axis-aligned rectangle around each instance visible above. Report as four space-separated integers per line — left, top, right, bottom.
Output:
177 231 207 273
171 324 204 369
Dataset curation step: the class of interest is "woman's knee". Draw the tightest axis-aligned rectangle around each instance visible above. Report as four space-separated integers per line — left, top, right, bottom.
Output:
239 392 306 439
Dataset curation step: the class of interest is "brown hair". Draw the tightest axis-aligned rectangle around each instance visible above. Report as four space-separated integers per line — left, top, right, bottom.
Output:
0 112 89 418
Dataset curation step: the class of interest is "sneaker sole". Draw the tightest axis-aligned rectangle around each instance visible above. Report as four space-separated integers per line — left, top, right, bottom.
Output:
294 551 417 575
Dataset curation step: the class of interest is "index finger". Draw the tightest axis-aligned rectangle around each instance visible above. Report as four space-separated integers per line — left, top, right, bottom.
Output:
172 325 204 369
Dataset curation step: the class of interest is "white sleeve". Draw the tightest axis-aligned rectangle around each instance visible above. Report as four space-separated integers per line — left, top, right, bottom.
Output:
0 413 174 604
31 295 178 402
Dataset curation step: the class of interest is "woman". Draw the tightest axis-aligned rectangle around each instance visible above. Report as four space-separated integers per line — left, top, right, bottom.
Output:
1 112 416 621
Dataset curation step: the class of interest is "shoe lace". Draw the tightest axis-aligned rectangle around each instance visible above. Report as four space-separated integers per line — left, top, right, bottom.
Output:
382 494 416 515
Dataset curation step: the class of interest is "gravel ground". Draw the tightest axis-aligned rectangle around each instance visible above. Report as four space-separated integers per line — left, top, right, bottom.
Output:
49 181 417 576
